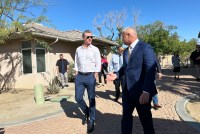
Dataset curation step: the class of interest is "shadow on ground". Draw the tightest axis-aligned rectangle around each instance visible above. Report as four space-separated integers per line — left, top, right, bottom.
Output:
60 98 82 120
58 68 200 134
59 91 199 134
158 68 200 97
96 89 122 105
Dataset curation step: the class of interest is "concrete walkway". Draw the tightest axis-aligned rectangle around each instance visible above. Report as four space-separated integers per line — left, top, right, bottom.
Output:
0 67 200 134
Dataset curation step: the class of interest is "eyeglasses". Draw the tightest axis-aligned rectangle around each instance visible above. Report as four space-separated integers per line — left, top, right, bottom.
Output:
86 36 93 39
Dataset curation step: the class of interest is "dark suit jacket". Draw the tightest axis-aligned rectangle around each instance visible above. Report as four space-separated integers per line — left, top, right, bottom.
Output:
117 40 157 97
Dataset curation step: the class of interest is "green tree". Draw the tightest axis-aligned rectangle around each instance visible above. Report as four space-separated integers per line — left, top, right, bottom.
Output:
137 20 199 65
137 21 178 56
0 0 48 44
0 0 48 93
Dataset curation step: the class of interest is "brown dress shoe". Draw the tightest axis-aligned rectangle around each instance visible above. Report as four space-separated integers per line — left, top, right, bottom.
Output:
153 104 162 109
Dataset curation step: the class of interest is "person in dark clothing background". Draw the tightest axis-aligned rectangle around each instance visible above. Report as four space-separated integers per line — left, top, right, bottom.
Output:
97 54 108 87
56 54 69 88
109 46 124 102
190 43 200 81
152 58 163 110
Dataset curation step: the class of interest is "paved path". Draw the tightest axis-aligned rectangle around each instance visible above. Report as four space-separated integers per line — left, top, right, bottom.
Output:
0 68 200 134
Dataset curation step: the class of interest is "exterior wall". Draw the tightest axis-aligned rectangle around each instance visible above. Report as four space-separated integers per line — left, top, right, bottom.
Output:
158 55 173 68
47 41 78 76
0 39 113 90
0 40 22 89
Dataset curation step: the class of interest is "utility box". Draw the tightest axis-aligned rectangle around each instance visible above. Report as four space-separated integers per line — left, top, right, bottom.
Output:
34 84 45 104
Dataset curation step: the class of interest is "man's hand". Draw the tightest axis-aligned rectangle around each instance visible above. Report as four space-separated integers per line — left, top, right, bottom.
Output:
94 72 98 80
106 72 117 82
157 73 163 79
196 56 200 60
139 92 150 104
74 71 78 76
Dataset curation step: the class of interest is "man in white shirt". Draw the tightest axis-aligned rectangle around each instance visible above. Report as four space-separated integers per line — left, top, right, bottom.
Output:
74 30 101 133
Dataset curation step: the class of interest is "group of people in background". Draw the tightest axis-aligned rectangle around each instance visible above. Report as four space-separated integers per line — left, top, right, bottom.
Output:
97 46 124 102
54 28 200 134
171 42 200 81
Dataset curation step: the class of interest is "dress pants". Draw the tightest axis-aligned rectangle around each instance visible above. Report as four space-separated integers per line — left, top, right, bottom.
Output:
121 88 155 134
59 72 68 86
195 64 200 79
113 77 123 99
75 73 96 123
98 69 107 84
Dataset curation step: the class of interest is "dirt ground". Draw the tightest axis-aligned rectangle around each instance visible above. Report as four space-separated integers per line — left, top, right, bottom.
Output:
0 82 114 125
0 79 199 126
0 83 76 124
186 100 200 123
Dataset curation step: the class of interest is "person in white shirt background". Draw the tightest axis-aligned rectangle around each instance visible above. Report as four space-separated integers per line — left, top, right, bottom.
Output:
109 46 124 102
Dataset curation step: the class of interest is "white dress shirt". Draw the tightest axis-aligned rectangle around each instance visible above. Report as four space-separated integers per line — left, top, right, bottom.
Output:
129 38 139 54
109 53 123 72
74 44 101 73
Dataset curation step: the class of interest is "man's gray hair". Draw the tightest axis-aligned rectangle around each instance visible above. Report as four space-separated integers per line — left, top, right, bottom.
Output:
122 27 138 36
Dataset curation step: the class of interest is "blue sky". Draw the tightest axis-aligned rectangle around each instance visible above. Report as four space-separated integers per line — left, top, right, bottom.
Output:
41 0 200 41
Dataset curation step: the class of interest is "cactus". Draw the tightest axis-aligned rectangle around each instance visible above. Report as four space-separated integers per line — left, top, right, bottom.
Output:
47 76 60 94
68 63 75 82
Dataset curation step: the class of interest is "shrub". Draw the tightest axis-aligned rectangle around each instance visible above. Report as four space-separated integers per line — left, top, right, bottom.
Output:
46 76 60 94
68 63 75 82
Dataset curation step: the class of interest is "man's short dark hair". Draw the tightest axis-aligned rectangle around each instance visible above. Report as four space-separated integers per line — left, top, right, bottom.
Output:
59 54 63 56
82 30 92 38
117 46 123 50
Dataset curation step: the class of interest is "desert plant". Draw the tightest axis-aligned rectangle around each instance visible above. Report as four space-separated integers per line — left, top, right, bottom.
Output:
68 63 75 82
46 76 60 94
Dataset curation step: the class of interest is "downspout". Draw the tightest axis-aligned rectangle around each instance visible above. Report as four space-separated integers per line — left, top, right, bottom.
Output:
49 38 58 45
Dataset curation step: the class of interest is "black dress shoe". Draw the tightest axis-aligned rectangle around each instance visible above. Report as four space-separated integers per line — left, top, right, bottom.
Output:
87 122 94 133
196 78 200 81
82 112 89 125
114 97 119 102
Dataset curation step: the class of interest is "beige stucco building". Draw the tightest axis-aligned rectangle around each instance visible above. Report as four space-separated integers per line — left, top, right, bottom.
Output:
158 55 173 68
0 23 118 90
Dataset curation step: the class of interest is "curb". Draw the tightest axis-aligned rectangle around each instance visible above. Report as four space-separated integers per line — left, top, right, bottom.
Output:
175 94 200 133
0 88 88 128
0 110 63 128
0 101 78 128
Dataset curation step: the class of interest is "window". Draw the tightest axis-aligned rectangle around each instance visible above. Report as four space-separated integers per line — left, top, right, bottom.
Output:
21 41 32 74
36 45 46 72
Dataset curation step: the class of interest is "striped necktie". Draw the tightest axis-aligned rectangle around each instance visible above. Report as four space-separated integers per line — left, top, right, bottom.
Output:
119 55 122 67
128 47 131 60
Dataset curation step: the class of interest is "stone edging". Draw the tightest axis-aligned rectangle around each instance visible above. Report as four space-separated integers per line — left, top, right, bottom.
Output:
175 94 200 133
0 110 63 128
0 103 78 128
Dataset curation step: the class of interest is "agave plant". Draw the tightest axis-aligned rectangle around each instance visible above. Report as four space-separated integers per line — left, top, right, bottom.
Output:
68 63 75 82
47 76 60 94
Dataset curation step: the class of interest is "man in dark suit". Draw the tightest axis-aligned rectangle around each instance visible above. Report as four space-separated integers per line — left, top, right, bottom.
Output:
107 27 157 134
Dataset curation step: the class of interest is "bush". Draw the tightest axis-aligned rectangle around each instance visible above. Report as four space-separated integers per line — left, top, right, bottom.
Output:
46 76 60 94
68 63 75 82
